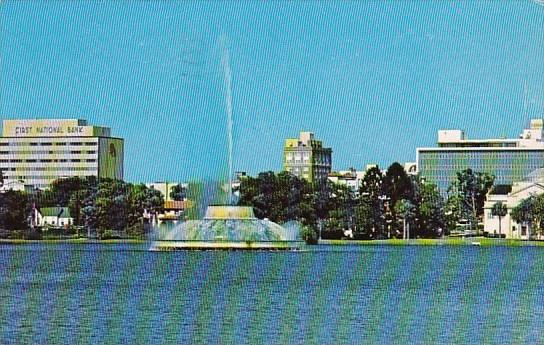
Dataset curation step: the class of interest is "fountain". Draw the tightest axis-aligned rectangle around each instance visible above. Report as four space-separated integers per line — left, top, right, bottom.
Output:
150 36 303 250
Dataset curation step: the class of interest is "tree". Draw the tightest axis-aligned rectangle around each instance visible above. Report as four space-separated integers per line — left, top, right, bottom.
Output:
127 183 164 237
46 176 87 206
383 163 413 206
358 166 385 238
414 178 446 238
448 169 495 234
383 163 414 236
360 166 383 199
511 197 535 239
491 201 508 238
394 199 415 239
300 225 318 245
169 184 186 201
237 171 314 227
0 190 28 232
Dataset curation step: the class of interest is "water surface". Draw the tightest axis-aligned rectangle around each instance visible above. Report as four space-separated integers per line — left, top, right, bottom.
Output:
0 243 543 344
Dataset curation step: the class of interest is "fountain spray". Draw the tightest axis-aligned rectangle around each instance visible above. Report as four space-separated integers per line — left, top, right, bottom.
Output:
220 34 233 205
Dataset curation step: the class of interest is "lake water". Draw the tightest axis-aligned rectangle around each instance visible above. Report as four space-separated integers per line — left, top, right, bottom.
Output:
0 243 543 345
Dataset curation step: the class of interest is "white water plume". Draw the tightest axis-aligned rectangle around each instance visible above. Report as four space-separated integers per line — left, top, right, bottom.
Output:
220 34 233 205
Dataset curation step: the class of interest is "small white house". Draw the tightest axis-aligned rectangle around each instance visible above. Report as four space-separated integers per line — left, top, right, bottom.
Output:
484 172 544 239
38 207 73 227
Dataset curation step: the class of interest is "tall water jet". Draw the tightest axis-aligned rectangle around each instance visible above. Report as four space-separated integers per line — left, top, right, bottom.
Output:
150 35 303 250
220 34 234 205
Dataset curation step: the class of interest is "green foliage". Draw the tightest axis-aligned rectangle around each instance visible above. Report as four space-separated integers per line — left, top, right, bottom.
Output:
358 166 385 239
0 190 29 231
100 229 119 240
383 163 413 206
39 177 164 237
394 199 415 238
412 178 446 237
300 225 318 244
169 184 186 201
238 171 314 226
511 195 544 238
491 201 508 236
447 169 495 232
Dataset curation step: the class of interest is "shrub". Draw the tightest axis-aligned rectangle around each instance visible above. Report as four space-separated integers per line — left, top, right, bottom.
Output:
300 225 318 245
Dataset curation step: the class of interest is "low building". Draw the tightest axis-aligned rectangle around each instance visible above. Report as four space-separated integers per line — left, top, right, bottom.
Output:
328 168 365 194
484 169 544 239
404 162 417 175
37 207 73 227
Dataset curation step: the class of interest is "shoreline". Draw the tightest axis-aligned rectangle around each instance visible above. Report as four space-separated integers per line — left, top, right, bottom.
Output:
1 237 544 247
319 238 544 247
0 238 148 245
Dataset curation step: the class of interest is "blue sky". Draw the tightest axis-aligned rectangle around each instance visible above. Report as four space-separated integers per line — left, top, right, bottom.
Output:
1 1 543 182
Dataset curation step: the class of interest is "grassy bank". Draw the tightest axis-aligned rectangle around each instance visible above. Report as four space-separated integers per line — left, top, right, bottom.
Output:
320 238 544 247
0 238 148 245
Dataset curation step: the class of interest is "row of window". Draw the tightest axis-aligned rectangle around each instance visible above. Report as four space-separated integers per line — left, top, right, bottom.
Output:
0 150 97 155
6 175 93 180
2 166 97 172
0 159 96 164
438 143 518 148
420 152 544 159
0 141 97 146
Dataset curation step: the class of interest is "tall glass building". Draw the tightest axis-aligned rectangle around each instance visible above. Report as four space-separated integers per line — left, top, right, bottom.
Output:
417 119 544 196
0 119 123 190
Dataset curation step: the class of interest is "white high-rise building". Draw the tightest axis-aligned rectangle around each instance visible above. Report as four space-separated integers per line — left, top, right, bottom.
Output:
0 119 123 190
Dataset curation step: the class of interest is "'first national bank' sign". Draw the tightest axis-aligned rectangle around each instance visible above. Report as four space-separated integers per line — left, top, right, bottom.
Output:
2 119 108 137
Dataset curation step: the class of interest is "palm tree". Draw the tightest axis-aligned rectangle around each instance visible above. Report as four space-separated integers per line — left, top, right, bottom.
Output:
491 201 508 238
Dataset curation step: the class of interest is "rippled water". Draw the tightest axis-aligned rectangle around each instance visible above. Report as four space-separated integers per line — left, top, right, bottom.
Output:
0 243 543 345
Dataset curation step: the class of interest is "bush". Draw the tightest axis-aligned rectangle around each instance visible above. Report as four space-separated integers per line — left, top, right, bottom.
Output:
300 225 318 245
101 229 120 240
126 224 146 239
26 229 42 240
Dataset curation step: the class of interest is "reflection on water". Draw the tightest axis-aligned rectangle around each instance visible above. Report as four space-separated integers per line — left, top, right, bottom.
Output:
0 244 543 344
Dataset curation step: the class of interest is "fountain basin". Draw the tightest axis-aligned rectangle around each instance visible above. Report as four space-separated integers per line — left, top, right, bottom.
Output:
150 205 304 250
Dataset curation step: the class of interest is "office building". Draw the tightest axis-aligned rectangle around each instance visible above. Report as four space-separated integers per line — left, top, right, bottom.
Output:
417 119 544 195
283 131 332 182
0 119 123 190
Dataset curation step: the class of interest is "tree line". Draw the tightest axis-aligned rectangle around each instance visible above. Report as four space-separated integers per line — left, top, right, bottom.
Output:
238 163 495 241
0 176 166 239
0 166 497 241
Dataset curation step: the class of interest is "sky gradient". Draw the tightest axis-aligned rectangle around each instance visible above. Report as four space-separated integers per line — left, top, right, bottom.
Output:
1 1 544 182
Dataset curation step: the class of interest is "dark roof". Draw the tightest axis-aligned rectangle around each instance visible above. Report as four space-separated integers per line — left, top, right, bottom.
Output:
39 207 72 218
489 185 512 195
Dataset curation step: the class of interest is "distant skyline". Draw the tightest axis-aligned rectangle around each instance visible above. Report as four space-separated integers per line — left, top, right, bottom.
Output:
1 1 544 182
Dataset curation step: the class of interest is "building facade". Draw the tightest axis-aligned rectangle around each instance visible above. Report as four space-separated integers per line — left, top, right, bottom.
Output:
483 170 544 240
0 119 123 190
37 207 73 227
417 119 544 195
328 168 366 195
283 131 332 182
